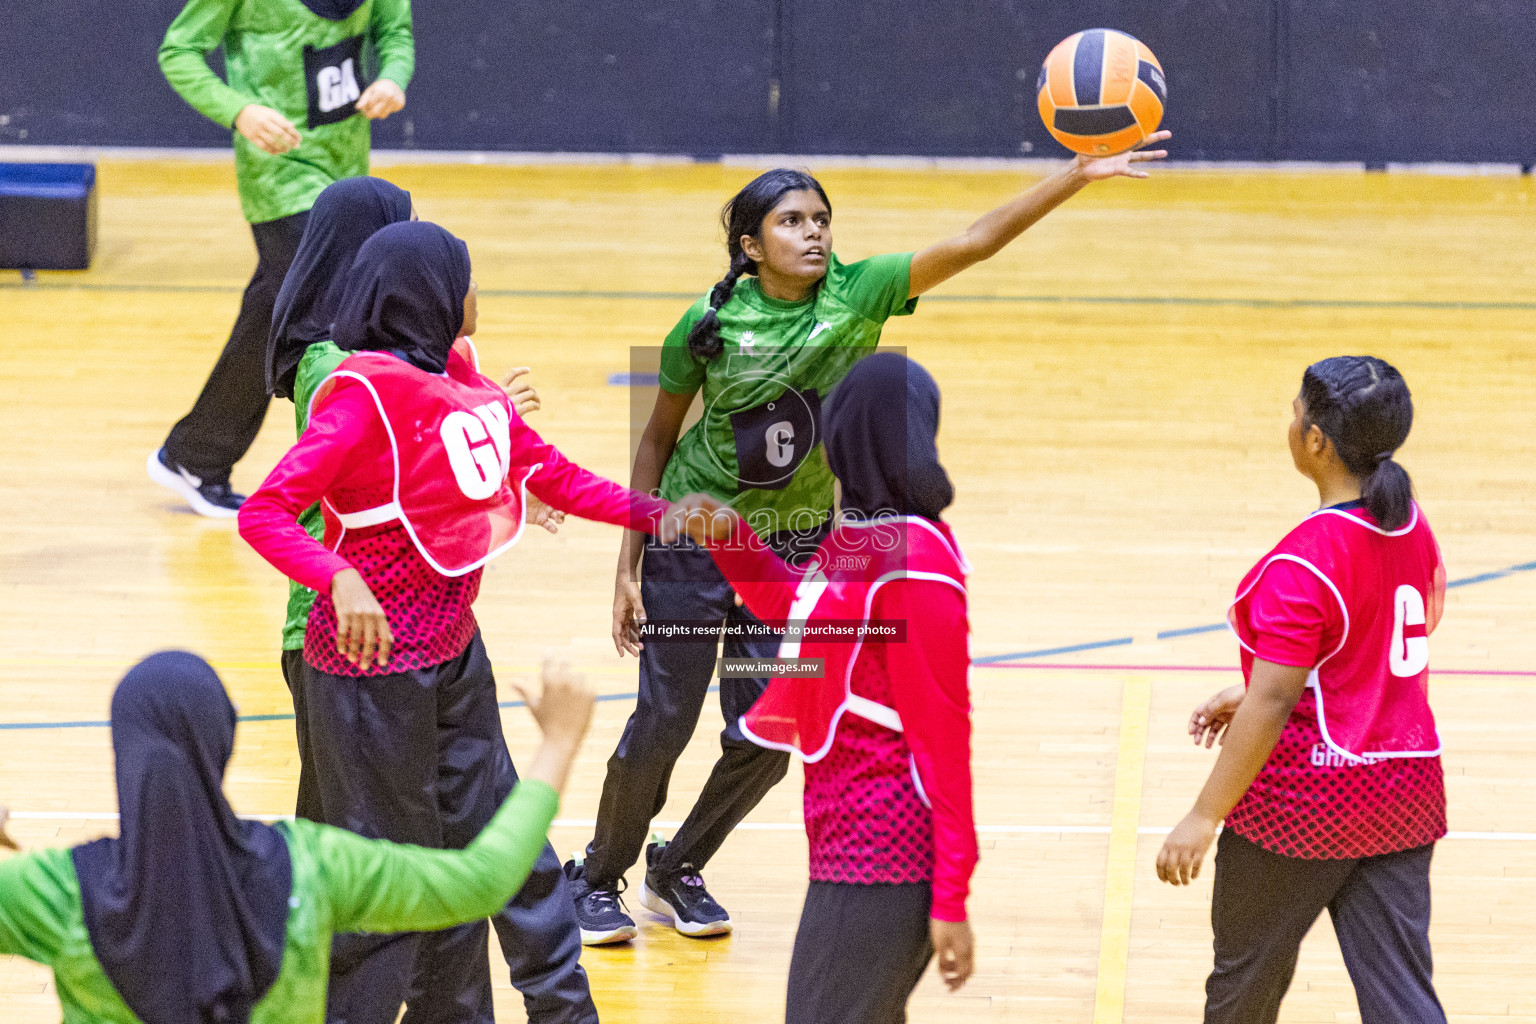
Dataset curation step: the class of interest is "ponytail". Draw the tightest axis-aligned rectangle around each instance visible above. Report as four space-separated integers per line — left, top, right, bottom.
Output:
1299 356 1415 530
1361 454 1414 533
687 253 751 361
687 167 832 363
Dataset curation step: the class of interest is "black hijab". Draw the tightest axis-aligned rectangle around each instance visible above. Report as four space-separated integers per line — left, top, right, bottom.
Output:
297 0 369 20
332 220 471 375
823 352 954 521
72 652 293 1024
267 176 413 398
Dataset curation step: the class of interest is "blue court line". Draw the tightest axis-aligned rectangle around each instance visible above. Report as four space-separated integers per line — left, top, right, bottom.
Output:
0 684 718 731
957 557 1536 667
4 278 1534 312
972 637 1134 665
4 559 1531 732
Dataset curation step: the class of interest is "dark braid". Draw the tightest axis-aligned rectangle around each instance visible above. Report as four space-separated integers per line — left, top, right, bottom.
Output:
1299 355 1415 530
687 168 832 362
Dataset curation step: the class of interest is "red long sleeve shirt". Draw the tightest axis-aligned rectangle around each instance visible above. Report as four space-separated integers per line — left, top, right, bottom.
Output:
711 527 978 921
240 376 668 675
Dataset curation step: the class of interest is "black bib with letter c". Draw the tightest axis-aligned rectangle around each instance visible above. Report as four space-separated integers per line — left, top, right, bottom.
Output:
729 388 822 491
303 35 366 128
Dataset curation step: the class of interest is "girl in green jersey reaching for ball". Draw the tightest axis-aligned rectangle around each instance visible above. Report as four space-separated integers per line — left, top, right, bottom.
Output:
567 137 1170 945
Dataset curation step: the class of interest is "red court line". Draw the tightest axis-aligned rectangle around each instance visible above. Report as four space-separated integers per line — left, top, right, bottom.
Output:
978 662 1536 677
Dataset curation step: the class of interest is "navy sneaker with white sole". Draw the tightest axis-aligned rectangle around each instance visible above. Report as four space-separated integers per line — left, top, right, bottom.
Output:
146 448 245 519
563 857 637 946
639 839 732 938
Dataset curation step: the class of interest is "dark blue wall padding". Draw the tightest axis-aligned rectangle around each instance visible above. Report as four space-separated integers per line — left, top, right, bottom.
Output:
0 0 230 146
777 0 1277 160
1 0 1532 163
369 0 777 153
1281 0 1536 165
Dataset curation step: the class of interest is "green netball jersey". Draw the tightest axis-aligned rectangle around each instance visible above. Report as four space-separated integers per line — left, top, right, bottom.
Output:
159 0 414 224
0 781 556 1024
657 252 916 538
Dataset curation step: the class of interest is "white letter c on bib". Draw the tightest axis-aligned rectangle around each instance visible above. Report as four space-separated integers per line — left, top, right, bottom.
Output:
442 410 502 500
1389 583 1429 678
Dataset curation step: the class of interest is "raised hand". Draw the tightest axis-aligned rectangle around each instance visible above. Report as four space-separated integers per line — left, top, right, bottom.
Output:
1075 130 1171 181
501 367 541 418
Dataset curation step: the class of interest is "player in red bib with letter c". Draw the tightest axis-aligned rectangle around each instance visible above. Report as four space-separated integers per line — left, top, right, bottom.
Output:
1158 356 1448 1024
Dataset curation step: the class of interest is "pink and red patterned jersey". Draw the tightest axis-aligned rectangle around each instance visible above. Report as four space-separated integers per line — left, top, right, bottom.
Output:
708 517 977 921
240 349 669 677
1225 502 1448 858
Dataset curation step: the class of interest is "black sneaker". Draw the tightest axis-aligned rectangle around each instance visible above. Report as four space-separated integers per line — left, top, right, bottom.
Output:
639 839 732 937
563 857 637 946
146 448 245 519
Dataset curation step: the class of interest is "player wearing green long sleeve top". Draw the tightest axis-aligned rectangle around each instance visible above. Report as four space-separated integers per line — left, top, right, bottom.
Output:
147 0 414 518
282 339 348 650
159 0 414 225
0 650 595 1024
0 782 556 1024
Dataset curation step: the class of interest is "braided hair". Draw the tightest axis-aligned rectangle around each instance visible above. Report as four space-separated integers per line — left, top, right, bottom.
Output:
686 168 832 361
1299 355 1415 530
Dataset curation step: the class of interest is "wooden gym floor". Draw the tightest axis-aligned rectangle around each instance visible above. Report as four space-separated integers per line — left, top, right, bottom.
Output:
1 157 1534 1022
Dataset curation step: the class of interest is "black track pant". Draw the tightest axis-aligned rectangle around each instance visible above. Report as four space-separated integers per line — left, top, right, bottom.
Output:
1206 829 1446 1024
785 881 935 1024
163 211 307 482
303 633 597 1024
583 531 829 883
279 648 323 822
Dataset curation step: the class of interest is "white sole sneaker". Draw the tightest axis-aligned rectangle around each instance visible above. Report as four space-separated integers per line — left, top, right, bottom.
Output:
578 923 638 946
146 449 238 519
639 878 733 937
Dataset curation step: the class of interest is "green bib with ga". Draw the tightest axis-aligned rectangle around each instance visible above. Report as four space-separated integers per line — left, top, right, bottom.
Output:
657 251 917 538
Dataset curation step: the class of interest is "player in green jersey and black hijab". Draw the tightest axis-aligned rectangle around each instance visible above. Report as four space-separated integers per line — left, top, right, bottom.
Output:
147 0 413 518
566 138 1170 945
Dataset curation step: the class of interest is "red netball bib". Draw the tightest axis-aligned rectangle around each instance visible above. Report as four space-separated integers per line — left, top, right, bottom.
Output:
1229 503 1445 762
741 517 970 761
308 341 536 577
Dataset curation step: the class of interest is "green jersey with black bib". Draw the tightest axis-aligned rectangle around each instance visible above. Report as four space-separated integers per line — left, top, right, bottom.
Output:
159 0 414 224
657 252 916 537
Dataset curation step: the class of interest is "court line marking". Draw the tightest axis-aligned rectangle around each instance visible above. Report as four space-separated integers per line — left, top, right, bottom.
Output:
4 279 1536 311
982 662 1536 678
979 557 1536 665
1093 676 1151 1024
2 557 1528 731
8 813 1532 842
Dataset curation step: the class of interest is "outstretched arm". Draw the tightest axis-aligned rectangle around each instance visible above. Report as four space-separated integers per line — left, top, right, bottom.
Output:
907 132 1171 297
659 495 801 623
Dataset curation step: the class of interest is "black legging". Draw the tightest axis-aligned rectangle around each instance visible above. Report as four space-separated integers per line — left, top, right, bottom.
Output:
163 211 307 482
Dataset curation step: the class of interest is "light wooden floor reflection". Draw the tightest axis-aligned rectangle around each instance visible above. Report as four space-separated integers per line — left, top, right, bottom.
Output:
1 158 1534 1022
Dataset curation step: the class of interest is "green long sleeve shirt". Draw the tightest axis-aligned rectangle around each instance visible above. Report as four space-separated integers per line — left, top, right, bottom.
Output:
283 340 349 650
0 780 556 1024
159 0 414 223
